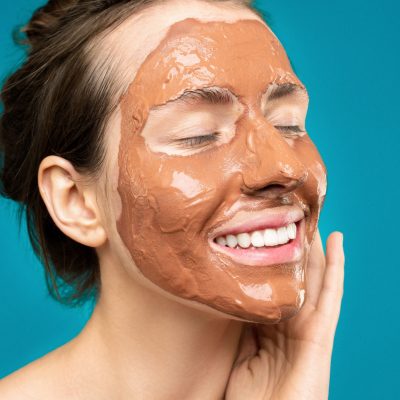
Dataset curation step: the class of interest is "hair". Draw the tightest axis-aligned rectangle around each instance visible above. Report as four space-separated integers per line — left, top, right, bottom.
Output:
0 0 258 307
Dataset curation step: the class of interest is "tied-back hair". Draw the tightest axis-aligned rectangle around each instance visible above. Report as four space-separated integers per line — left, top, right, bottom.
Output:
0 0 255 307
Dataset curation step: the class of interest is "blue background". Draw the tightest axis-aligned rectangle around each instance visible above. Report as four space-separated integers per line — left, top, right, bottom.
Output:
1 1 399 398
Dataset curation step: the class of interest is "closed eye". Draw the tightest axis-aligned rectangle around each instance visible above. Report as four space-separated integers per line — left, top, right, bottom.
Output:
176 133 220 148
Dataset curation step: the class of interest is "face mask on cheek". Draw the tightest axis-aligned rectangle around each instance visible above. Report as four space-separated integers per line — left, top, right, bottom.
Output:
116 18 327 323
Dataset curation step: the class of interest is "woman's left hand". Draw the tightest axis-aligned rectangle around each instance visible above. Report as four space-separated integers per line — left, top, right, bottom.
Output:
224 231 345 400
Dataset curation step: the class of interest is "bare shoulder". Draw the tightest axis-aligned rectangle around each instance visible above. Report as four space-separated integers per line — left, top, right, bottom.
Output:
0 363 40 400
0 344 74 400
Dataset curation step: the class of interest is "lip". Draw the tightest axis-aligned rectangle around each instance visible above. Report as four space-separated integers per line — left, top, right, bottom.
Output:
208 205 305 239
209 218 305 267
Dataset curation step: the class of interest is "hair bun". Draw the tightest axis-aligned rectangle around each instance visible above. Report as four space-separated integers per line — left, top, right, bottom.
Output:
21 0 78 49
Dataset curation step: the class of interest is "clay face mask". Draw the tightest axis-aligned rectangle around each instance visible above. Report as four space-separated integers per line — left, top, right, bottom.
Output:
117 18 326 323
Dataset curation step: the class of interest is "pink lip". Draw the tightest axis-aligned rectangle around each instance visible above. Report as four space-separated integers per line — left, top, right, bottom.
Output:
209 205 304 239
209 219 305 267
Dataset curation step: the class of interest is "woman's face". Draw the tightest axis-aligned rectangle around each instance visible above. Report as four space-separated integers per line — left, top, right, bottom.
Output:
107 4 326 323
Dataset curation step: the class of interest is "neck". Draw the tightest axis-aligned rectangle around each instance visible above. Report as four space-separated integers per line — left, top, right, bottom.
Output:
68 251 243 400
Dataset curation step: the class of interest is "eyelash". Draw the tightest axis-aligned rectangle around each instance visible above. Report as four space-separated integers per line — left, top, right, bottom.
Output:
177 126 304 149
275 125 305 134
177 133 220 148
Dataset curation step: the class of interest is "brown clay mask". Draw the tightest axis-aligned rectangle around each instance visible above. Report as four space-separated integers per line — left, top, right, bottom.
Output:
117 19 326 323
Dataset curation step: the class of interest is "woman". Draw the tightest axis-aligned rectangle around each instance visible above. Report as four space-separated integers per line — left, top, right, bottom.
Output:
0 0 345 398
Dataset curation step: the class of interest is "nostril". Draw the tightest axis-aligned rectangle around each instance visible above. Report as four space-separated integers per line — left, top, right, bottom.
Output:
255 183 287 198
241 171 307 196
243 183 287 197
265 183 286 191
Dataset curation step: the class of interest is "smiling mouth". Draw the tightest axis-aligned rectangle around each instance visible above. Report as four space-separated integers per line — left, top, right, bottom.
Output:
209 219 305 267
214 221 297 249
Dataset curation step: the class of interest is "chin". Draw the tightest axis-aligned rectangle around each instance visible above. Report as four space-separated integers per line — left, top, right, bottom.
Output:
218 276 307 325
237 302 305 324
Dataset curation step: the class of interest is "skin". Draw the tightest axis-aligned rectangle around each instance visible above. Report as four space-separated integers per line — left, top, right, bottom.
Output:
0 1 344 399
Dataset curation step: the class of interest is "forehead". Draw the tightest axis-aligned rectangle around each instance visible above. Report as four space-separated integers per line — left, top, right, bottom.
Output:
98 0 270 95
137 19 297 104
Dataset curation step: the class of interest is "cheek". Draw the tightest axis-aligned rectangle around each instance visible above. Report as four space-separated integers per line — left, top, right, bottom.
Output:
306 147 327 209
296 137 327 204
115 148 232 299
310 159 327 208
295 138 327 243
152 169 219 235
117 146 224 250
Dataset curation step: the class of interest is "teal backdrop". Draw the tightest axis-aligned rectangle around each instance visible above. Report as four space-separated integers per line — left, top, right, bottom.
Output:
1 1 399 398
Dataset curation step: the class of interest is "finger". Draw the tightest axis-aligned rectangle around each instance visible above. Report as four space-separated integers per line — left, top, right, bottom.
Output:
304 229 326 308
232 323 258 367
316 231 345 320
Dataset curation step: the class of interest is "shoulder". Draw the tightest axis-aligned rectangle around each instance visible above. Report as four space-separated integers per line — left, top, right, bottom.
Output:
0 362 44 400
0 367 34 399
0 344 75 400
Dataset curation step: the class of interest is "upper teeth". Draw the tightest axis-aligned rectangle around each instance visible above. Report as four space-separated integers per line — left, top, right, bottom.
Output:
215 222 297 249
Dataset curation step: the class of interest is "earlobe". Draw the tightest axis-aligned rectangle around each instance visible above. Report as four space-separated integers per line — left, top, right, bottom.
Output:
38 156 107 248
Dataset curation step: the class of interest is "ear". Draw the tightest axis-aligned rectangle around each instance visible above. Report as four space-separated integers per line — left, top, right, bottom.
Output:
38 156 107 248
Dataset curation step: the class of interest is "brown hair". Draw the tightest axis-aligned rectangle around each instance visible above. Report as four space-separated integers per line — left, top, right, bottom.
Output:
0 0 257 307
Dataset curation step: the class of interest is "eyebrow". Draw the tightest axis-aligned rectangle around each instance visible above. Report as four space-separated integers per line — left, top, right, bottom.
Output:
151 82 307 112
267 82 308 101
152 86 237 111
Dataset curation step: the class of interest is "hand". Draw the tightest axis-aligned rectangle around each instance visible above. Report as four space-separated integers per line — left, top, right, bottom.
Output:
224 231 345 400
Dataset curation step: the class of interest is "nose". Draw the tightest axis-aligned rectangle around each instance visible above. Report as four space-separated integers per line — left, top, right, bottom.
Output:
240 122 308 199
